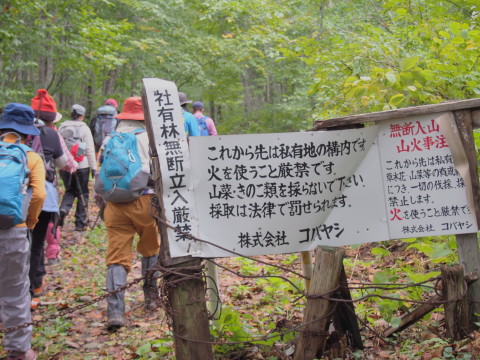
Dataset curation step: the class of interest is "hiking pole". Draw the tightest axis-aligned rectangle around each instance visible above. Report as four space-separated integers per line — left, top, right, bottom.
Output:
90 200 105 230
73 171 91 229
51 212 60 239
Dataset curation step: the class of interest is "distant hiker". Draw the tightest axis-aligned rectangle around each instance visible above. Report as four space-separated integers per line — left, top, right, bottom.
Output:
58 104 97 231
192 101 218 136
36 99 79 266
92 104 118 153
94 96 160 329
0 103 46 360
29 89 73 309
179 92 199 136
104 98 118 111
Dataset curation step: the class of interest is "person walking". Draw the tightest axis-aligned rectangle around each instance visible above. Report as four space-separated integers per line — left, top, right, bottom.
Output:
91 104 118 154
94 96 160 329
58 104 97 231
0 103 46 360
29 89 72 309
192 101 218 136
104 98 118 112
179 92 199 136
36 98 78 266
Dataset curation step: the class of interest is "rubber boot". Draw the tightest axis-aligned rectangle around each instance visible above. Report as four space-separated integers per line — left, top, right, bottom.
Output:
106 264 127 329
141 255 159 310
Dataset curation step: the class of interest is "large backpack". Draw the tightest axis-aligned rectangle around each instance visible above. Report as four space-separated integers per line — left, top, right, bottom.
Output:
0 133 32 229
26 125 56 183
94 130 150 203
59 123 86 162
196 116 209 136
93 105 118 148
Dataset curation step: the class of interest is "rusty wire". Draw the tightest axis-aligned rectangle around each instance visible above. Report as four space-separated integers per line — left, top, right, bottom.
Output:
0 264 202 334
1 195 476 348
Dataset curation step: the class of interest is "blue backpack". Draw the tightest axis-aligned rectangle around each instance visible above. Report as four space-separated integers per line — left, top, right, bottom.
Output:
197 116 209 136
0 133 32 229
94 130 150 203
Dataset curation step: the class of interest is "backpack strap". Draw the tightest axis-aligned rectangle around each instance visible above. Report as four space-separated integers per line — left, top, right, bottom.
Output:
0 132 22 144
132 129 146 135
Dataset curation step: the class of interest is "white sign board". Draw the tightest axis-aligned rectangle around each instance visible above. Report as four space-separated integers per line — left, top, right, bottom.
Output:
143 78 202 257
377 113 476 238
143 78 478 258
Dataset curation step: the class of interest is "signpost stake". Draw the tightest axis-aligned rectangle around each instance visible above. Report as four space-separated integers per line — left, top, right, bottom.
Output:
442 265 473 339
294 246 345 360
301 251 313 291
452 109 480 325
141 88 214 360
205 259 220 321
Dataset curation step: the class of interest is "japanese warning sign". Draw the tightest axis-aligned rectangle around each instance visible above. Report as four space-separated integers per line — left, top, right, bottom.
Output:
143 78 478 258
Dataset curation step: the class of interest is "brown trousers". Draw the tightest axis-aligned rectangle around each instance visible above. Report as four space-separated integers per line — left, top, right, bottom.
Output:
104 194 160 272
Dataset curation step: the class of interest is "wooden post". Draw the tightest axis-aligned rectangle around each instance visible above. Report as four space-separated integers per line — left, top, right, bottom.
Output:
294 246 345 360
142 90 214 360
205 259 220 321
167 259 214 360
453 109 480 325
332 266 363 350
301 251 313 291
441 265 473 340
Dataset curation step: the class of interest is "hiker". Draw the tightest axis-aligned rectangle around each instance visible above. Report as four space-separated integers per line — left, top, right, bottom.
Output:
104 98 118 112
179 92 199 136
58 104 97 231
94 96 160 329
0 103 46 360
92 104 118 153
29 89 73 309
192 101 218 136
33 95 79 266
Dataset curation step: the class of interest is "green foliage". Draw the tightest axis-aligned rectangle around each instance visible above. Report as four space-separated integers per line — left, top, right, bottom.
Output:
135 338 174 358
210 306 253 356
1 0 479 132
32 317 73 354
289 0 480 120
348 238 449 326
405 236 458 264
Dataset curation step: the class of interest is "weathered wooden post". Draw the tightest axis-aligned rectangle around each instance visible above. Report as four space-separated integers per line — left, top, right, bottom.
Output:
301 251 313 291
441 265 473 340
141 82 214 360
452 109 480 325
205 259 220 320
294 246 345 360
332 266 363 350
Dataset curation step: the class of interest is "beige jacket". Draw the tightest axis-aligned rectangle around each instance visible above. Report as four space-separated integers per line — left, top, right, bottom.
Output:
58 119 97 171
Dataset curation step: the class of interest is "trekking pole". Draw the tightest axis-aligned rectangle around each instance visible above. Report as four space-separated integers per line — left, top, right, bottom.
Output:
90 201 105 230
51 212 60 239
73 171 90 229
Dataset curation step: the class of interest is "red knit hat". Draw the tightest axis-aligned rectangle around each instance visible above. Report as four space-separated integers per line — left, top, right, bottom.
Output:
105 98 118 108
31 89 62 122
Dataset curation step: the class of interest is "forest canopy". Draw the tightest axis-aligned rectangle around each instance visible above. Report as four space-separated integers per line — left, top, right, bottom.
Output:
1 0 479 134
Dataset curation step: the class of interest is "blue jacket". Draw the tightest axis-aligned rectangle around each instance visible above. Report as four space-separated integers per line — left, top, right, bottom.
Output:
182 110 199 136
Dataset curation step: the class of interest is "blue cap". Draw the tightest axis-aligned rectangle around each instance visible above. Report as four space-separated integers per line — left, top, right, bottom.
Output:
192 101 204 108
0 103 40 136
97 105 117 116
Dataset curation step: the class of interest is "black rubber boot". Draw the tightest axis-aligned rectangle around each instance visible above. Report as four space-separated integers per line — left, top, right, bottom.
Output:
141 255 159 310
106 264 127 329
